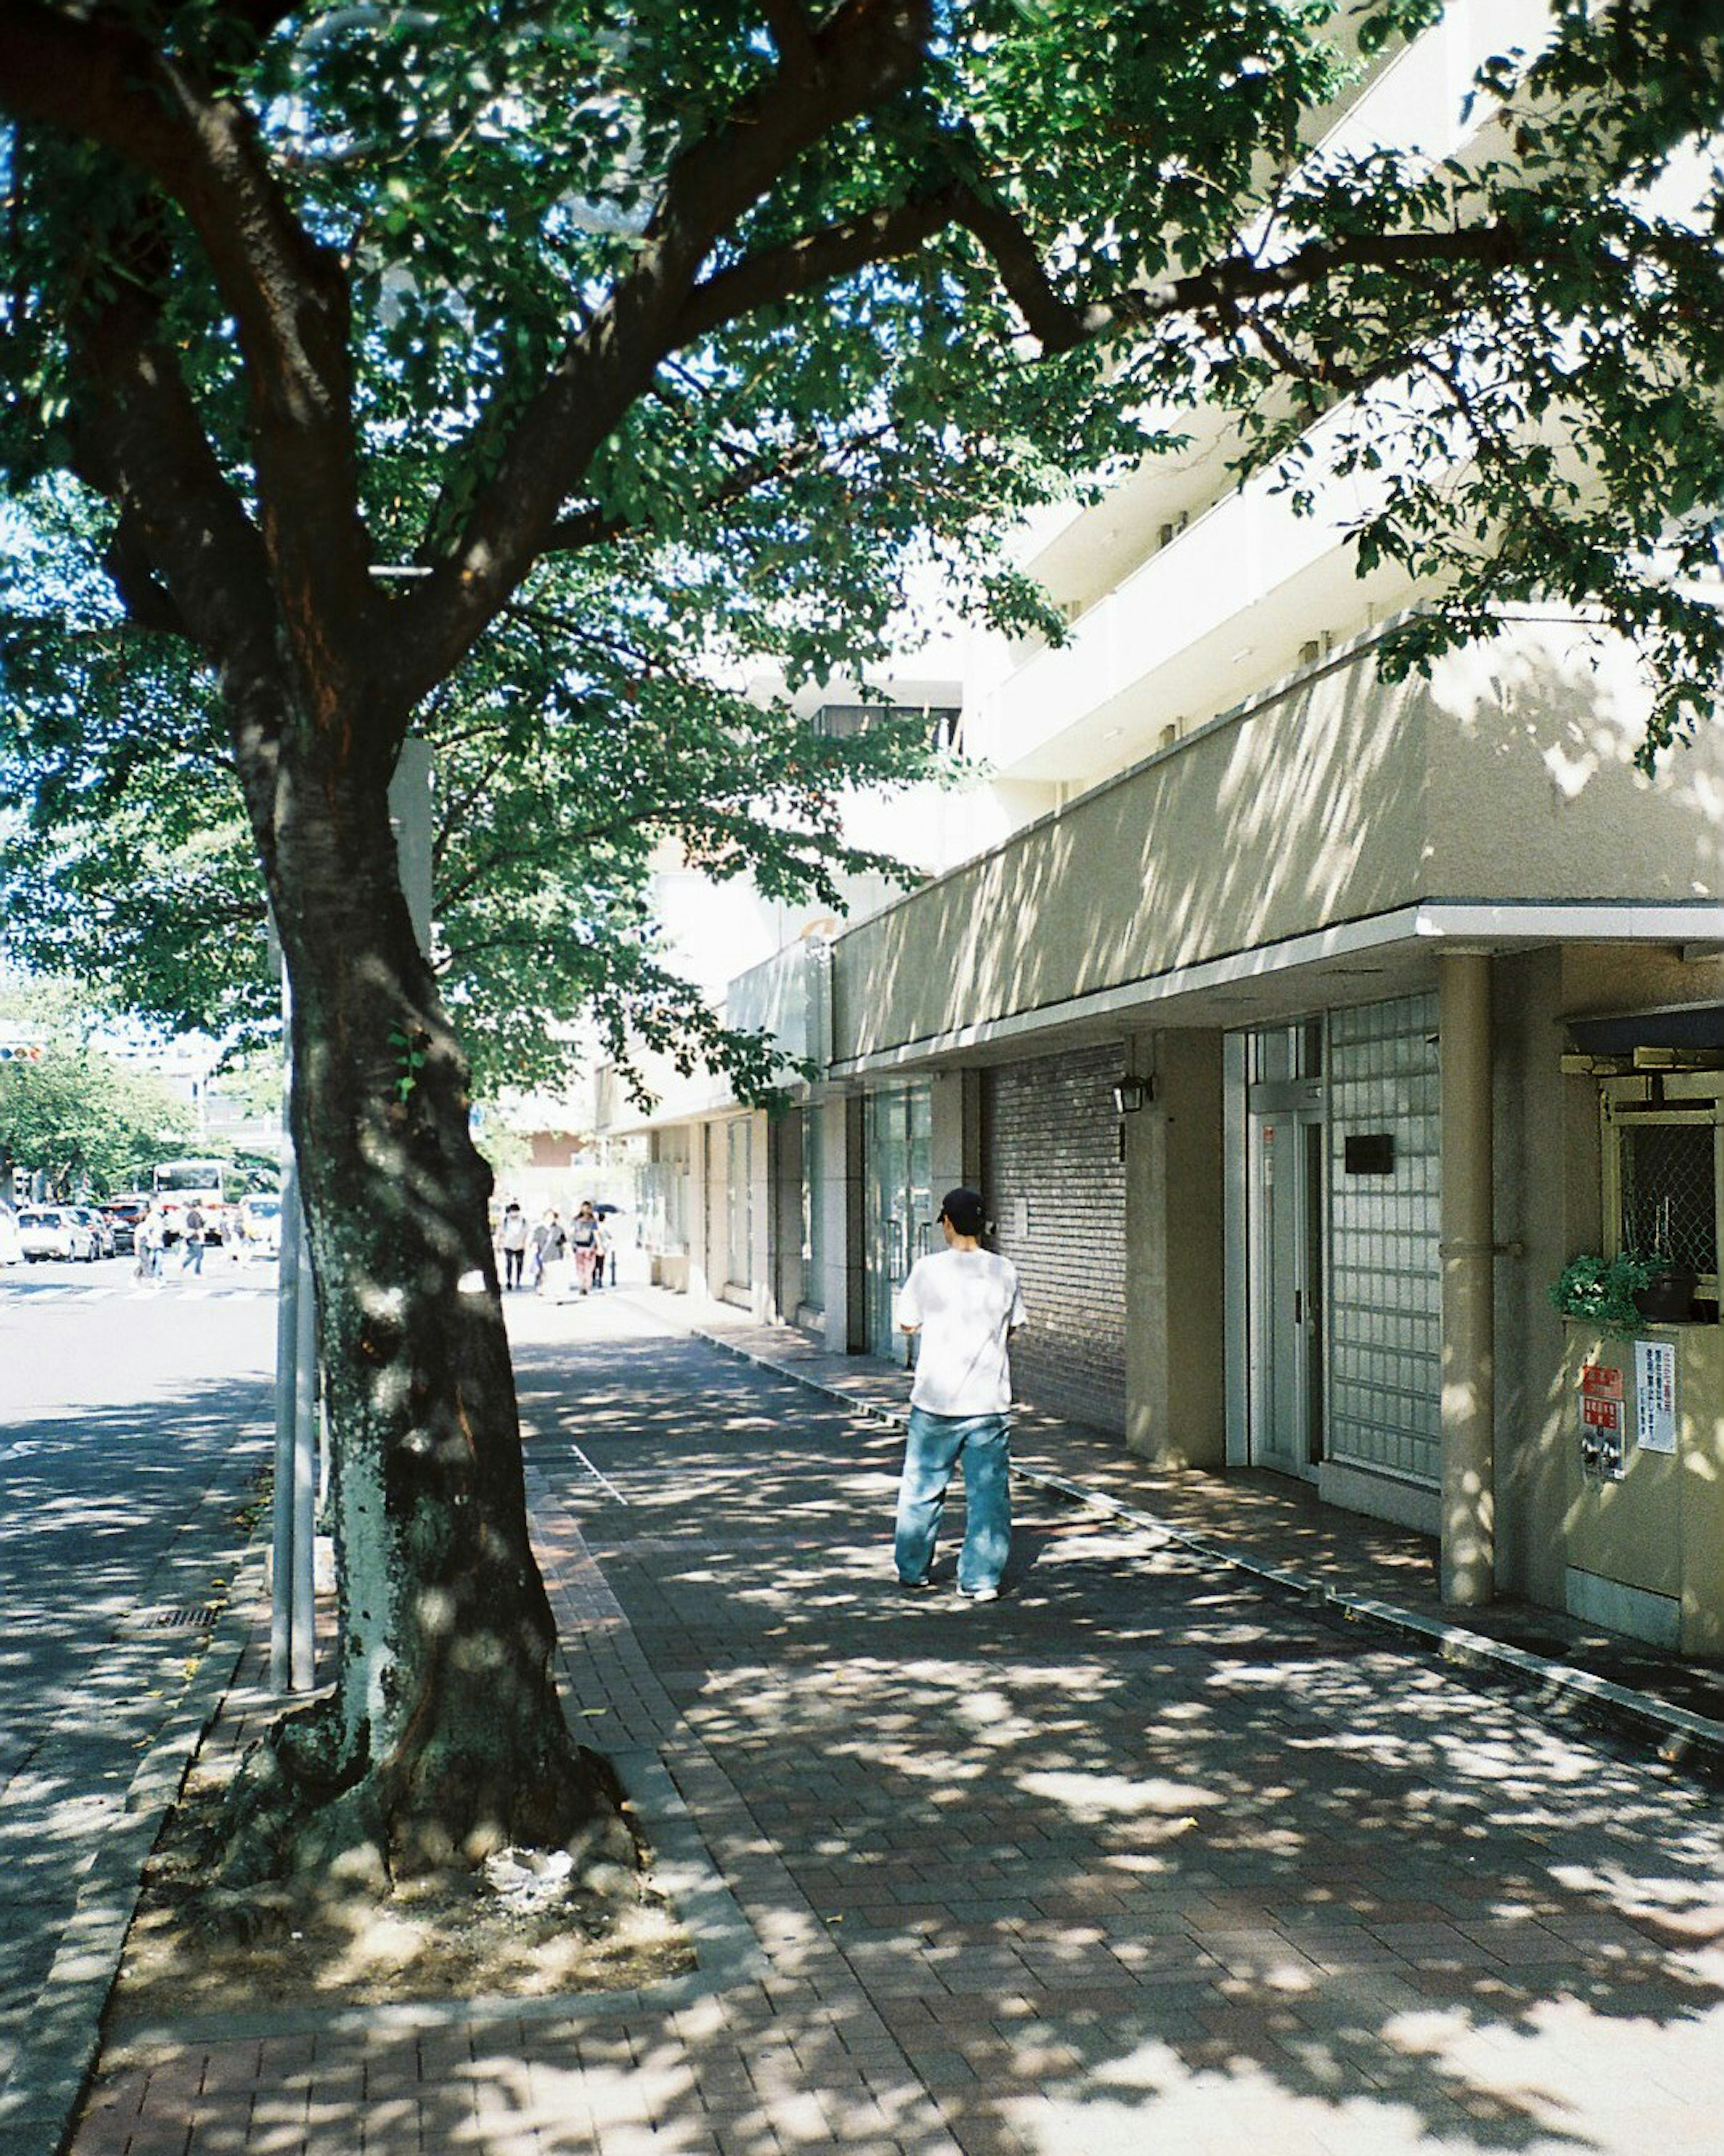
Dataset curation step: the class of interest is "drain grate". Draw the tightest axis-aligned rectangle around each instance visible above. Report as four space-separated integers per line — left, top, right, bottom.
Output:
122 1604 224 1633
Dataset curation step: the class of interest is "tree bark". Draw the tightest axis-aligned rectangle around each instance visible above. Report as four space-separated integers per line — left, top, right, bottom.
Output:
220 673 624 1884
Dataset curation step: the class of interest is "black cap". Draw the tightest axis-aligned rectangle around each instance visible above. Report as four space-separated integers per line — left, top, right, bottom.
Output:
939 1187 986 1237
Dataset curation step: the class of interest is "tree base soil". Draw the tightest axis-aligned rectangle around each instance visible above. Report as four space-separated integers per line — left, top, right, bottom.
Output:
109 1757 696 2024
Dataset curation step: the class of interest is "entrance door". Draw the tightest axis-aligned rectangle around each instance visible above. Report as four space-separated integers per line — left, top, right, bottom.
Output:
1248 1080 1325 1477
864 1085 933 1360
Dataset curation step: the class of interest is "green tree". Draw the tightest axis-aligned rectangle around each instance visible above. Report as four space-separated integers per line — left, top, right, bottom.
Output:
2 0 1721 1883
2 499 946 1096
0 1038 192 1197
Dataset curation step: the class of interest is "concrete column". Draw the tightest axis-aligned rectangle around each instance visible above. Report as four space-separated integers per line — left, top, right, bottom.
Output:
929 1067 981 1208
814 1093 865 1354
1439 951 1495 1606
1125 1029 1227 1467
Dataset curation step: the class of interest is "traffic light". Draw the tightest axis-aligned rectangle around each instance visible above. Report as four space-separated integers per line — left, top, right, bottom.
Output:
0 1044 44 1061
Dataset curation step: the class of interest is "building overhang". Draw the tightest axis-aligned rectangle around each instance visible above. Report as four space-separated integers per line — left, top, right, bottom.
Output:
827 900 1724 1078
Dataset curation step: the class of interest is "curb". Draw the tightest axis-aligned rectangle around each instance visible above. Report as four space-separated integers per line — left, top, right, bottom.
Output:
0 1539 265 2156
679 1317 1724 1779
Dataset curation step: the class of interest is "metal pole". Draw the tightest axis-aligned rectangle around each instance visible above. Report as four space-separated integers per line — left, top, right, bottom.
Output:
1439 950 1496 1607
269 1149 300 1690
391 736 435 950
291 1193 318 1691
270 943 321 1692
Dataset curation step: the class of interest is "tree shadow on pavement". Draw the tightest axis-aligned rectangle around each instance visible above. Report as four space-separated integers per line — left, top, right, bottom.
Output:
66 1332 1724 2156
501 1333 1724 2156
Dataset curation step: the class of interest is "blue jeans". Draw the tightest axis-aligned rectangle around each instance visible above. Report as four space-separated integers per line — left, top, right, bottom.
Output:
894 1408 1012 1593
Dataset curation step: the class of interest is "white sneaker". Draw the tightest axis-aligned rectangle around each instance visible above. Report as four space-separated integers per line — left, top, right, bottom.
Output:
958 1585 999 1604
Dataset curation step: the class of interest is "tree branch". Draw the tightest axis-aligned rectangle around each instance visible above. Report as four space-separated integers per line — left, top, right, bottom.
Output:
761 0 818 77
666 186 966 347
67 279 276 668
391 0 935 700
0 0 378 700
543 418 894 553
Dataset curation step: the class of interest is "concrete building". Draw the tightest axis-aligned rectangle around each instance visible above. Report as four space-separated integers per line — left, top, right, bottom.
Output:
602 2 1724 1656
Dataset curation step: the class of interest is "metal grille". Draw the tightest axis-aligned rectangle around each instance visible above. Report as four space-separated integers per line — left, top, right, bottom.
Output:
122 1604 222 1632
1621 1122 1717 1273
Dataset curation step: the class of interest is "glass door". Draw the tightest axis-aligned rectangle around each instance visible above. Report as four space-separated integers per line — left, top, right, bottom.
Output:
1245 1025 1326 1481
865 1085 933 1360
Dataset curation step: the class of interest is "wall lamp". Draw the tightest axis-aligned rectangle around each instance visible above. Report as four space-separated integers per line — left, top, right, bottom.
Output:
1112 1076 1152 1115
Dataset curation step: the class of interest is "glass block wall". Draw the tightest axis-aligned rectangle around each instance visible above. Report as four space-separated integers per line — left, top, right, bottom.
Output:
1328 994 1442 1485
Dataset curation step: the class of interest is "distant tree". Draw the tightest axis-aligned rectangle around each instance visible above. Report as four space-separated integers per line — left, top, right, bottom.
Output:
0 1039 192 1197
3 0 1721 1886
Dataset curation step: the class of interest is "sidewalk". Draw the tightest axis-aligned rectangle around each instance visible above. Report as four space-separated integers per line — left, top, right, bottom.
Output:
55 1294 1724 2155
626 1284 1724 1772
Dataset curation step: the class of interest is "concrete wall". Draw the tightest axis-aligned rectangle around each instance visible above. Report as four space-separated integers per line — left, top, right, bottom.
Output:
833 624 1724 1067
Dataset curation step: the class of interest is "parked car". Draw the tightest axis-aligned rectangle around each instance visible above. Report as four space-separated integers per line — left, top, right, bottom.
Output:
16 1207 97 1262
100 1192 150 1255
68 1205 116 1259
236 1192 282 1258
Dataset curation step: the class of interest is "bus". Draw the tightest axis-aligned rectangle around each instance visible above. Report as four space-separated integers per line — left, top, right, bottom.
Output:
151 1158 229 1244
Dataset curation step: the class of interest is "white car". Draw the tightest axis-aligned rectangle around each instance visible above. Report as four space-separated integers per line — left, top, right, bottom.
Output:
236 1193 282 1258
16 1207 97 1262
67 1205 116 1259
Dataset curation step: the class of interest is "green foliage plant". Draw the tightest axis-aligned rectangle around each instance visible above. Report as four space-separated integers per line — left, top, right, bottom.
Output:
1548 1249 1665 1333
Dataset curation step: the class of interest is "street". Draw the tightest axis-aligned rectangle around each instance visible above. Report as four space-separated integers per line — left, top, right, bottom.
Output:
4 1281 1724 2155
0 1254 275 2106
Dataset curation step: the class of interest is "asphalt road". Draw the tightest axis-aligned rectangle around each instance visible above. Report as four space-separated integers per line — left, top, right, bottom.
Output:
0 1254 276 2099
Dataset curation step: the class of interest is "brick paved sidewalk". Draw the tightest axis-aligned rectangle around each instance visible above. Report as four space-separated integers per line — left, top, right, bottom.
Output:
66 1304 1724 2156
623 1286 1724 1762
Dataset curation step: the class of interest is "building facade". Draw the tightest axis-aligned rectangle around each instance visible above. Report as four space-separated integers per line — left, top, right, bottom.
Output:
605 1 1724 1653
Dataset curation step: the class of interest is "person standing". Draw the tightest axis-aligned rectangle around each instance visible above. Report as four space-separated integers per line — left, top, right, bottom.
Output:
499 1201 529 1290
893 1187 1025 1603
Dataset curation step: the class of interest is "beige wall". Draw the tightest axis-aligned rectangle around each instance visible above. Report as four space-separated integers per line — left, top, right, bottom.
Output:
834 623 1724 1067
1125 1029 1227 1467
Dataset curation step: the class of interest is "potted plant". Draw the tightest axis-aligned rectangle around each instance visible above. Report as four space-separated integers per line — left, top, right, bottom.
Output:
1633 1200 1699 1322
1548 1249 1665 1331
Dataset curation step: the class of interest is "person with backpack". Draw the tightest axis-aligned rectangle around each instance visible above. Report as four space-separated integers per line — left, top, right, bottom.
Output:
570 1202 602 1294
180 1201 207 1275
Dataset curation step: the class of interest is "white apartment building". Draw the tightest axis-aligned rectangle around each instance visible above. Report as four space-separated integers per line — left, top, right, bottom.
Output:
603 3 1724 1653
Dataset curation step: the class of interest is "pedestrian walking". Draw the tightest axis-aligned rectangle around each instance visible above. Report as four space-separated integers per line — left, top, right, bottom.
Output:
499 1200 529 1290
571 1201 601 1294
534 1209 567 1296
179 1202 207 1275
892 1186 1025 1603
134 1206 166 1282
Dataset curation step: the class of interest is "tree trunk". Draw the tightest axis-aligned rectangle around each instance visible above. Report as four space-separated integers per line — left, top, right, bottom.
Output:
220 691 624 1885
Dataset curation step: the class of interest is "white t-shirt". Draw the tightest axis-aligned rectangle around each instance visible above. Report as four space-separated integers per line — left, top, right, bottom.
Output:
895 1247 1026 1416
